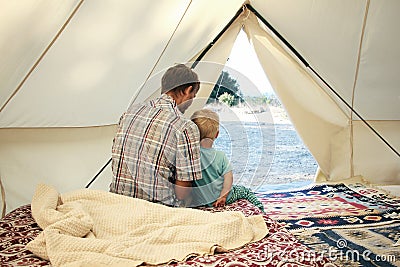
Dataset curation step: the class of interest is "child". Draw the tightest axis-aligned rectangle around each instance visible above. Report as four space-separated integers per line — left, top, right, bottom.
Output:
190 109 264 212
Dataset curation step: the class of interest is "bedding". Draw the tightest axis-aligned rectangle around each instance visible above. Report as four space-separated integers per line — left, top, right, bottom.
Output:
0 188 334 267
2 181 400 267
26 184 267 266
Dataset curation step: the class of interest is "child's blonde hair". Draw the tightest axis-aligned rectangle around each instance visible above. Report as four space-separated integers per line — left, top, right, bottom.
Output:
191 109 219 140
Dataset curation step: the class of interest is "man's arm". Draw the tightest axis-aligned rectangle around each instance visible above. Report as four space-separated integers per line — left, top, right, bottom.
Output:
174 180 193 200
174 122 202 201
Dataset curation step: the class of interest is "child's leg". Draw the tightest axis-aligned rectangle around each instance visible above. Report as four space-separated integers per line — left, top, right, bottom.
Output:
226 185 264 212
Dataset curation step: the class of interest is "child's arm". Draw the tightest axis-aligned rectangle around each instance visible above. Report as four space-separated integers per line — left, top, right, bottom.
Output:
213 171 233 207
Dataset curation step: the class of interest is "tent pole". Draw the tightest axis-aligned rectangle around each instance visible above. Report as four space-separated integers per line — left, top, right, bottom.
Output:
85 158 112 188
246 4 399 158
0 175 5 218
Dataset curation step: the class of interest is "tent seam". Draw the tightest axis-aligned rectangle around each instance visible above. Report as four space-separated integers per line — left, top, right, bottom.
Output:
129 0 193 106
350 0 371 177
0 0 85 114
86 1 194 188
0 124 118 130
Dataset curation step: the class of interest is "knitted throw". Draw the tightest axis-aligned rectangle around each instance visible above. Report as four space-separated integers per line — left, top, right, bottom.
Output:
26 184 268 267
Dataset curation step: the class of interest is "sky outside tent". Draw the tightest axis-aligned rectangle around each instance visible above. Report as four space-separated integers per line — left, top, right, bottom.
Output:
224 30 274 96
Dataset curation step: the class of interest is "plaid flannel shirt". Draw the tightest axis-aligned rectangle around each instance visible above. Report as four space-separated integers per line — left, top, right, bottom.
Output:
110 94 201 206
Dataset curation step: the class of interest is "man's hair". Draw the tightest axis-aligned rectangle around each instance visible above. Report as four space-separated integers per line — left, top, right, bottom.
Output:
161 64 200 94
191 109 220 140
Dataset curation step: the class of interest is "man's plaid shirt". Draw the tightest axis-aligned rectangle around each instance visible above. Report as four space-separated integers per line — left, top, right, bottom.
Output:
110 94 201 206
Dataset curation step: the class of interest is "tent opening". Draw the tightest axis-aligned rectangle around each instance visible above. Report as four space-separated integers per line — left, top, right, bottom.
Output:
203 29 317 192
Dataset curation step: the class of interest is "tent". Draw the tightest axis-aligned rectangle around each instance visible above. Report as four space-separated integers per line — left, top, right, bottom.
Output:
1 0 399 214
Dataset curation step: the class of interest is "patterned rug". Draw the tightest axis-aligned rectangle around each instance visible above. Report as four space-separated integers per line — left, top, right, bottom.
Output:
257 183 400 232
296 222 400 266
257 182 400 266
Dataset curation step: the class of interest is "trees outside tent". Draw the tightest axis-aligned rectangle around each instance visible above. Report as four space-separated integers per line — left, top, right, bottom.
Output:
207 71 243 105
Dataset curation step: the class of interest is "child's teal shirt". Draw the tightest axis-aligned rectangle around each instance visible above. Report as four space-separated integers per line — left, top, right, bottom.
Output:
191 147 233 207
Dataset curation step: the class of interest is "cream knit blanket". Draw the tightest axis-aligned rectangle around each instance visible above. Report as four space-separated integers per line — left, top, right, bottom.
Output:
26 184 268 267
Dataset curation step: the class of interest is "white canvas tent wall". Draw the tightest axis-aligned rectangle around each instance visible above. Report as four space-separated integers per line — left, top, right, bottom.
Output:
1 0 399 214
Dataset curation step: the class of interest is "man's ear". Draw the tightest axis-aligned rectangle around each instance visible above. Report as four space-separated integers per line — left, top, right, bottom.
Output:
183 85 193 96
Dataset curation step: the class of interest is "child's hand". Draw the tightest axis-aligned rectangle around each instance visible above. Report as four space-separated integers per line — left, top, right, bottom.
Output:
213 197 227 207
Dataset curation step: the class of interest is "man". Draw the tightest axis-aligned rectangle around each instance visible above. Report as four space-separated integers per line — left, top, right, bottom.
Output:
110 64 201 206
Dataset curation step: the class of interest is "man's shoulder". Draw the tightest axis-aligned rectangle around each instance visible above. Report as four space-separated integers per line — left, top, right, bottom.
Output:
173 116 199 134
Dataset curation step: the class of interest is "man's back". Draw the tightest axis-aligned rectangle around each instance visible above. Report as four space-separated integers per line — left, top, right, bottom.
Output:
110 94 201 206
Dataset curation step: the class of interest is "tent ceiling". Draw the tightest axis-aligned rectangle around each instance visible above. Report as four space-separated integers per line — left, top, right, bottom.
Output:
252 0 400 121
354 0 400 120
0 0 244 128
0 0 80 113
1 0 399 127
251 0 366 117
